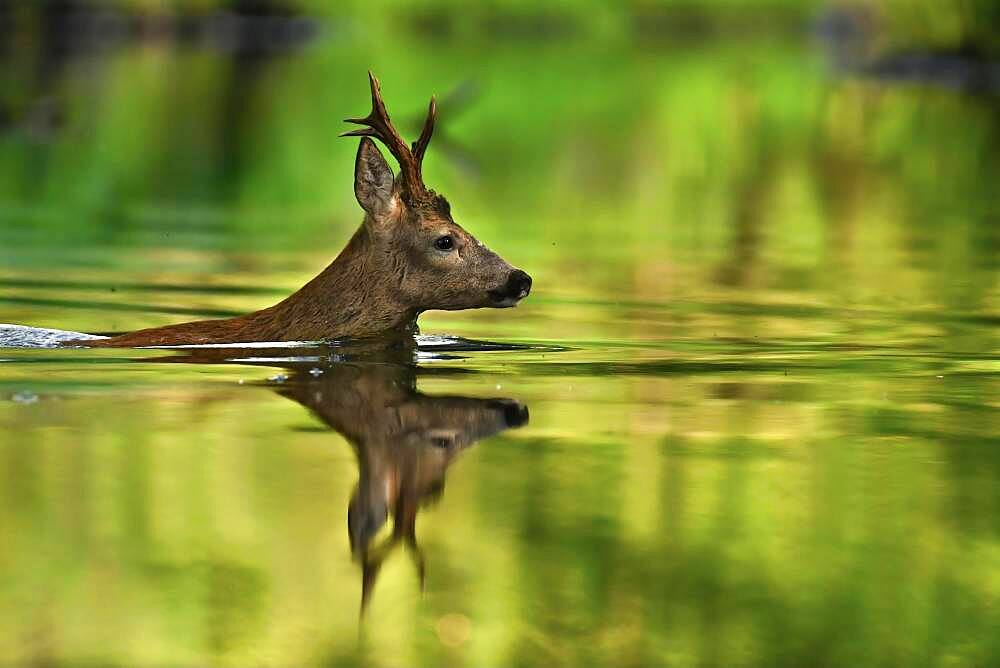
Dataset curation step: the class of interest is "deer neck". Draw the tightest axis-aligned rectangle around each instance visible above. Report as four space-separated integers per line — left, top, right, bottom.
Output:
252 224 418 341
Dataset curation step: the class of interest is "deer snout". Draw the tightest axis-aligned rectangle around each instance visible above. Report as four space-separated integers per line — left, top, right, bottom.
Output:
501 400 529 427
484 399 529 428
508 270 532 299
489 269 532 307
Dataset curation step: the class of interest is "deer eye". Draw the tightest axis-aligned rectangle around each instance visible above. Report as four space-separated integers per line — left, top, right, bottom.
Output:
434 235 454 251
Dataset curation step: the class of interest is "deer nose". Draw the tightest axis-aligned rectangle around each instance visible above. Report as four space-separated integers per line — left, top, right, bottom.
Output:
488 399 529 427
503 401 529 427
506 269 532 300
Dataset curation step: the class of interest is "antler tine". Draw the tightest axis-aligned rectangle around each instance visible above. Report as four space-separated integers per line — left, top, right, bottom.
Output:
340 72 409 155
339 127 376 138
411 96 436 164
341 71 436 202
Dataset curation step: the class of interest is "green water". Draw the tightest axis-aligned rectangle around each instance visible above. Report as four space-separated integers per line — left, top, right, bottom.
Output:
1 5 999 667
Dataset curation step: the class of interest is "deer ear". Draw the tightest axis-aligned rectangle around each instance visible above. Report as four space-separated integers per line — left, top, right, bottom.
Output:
354 137 395 217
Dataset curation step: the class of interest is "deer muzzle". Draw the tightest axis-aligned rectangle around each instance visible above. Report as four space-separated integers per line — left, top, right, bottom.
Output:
488 269 532 307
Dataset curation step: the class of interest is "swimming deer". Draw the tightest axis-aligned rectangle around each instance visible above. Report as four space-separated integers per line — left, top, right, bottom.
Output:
0 72 531 348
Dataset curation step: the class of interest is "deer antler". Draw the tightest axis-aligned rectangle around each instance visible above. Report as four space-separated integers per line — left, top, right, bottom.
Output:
342 71 437 203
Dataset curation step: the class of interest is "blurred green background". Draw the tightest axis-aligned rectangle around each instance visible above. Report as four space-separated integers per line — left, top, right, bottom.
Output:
0 1 998 667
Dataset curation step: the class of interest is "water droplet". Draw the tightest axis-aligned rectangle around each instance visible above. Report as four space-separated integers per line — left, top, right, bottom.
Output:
12 391 38 404
268 373 288 383
309 367 324 377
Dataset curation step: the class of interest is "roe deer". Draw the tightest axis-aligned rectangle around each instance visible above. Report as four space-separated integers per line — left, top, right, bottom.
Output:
0 72 531 348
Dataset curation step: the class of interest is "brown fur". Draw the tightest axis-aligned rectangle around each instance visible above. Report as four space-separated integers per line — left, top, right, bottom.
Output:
76 74 528 348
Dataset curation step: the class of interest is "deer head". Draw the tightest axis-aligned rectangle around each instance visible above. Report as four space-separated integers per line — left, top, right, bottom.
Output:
341 72 532 315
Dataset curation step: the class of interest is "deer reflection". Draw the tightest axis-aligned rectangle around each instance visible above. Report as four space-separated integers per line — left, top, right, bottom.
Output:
148 342 528 612
271 359 528 613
